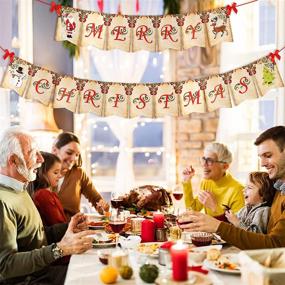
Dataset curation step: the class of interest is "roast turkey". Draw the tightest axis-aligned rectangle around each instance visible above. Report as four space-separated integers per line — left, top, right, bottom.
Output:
118 185 172 211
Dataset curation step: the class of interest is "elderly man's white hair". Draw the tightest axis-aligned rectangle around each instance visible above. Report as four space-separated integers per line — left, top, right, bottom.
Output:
204 142 232 164
0 127 31 168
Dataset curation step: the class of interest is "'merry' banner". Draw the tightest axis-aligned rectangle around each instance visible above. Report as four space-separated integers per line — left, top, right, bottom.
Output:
55 6 233 52
1 55 283 118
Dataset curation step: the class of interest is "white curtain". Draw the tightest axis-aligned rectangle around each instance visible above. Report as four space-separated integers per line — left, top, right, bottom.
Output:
89 0 163 195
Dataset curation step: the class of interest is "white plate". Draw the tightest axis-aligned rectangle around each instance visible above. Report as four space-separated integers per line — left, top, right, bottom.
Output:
204 253 240 274
137 242 163 258
188 245 223 266
156 271 212 285
182 232 226 245
92 242 116 248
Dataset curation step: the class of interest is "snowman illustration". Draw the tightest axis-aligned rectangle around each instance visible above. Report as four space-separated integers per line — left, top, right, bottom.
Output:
10 66 26 88
62 13 76 38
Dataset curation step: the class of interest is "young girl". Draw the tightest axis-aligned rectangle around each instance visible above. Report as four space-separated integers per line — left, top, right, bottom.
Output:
226 171 275 233
33 152 67 226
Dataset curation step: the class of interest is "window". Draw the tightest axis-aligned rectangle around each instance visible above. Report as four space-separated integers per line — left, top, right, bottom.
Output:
74 11 175 194
0 0 33 129
218 0 284 182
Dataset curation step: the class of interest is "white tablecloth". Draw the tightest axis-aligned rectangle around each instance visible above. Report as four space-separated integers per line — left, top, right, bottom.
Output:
64 247 241 285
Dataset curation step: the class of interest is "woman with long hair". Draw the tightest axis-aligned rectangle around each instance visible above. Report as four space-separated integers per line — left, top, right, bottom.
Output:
52 132 109 220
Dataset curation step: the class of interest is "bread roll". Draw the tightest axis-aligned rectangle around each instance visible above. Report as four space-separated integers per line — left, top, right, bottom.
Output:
206 248 221 261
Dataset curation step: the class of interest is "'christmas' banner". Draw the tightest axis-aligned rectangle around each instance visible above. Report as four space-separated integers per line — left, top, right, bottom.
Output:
1 55 283 118
55 6 233 52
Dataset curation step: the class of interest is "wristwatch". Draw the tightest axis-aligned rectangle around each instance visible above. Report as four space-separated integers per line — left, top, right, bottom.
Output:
51 243 64 259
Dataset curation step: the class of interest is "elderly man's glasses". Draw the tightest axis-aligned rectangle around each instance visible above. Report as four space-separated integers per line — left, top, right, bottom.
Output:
200 157 226 166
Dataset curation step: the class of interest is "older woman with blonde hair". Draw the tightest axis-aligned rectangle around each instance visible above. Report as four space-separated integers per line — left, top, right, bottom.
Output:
182 142 244 220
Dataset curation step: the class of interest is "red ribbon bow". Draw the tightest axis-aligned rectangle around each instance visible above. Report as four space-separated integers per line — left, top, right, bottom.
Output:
97 0 103 12
50 1 62 16
226 2 238 16
3 49 15 64
268 49 281 63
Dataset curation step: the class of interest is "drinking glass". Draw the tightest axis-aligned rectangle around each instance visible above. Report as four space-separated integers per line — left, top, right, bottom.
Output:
176 210 192 229
172 184 184 215
109 213 126 248
172 184 184 201
110 192 123 215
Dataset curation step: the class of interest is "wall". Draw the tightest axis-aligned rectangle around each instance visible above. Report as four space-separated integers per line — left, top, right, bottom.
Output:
175 0 221 189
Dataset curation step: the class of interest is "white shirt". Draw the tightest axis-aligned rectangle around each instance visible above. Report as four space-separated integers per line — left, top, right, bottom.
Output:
0 173 26 192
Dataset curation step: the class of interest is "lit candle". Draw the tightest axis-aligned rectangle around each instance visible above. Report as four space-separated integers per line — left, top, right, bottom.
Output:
171 240 188 281
153 211 165 229
141 219 155 242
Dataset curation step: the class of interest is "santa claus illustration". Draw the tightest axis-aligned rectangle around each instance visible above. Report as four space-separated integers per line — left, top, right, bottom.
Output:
62 12 76 38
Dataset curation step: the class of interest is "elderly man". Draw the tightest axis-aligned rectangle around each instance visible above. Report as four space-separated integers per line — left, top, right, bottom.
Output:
182 142 244 220
180 126 285 249
0 127 94 284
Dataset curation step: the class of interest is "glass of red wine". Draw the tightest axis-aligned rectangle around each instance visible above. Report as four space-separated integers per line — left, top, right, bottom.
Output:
172 184 184 215
109 214 126 248
110 192 123 215
176 210 192 229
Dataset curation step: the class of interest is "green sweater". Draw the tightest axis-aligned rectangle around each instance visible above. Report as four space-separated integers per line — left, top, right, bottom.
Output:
0 185 55 279
217 191 285 249
183 172 244 216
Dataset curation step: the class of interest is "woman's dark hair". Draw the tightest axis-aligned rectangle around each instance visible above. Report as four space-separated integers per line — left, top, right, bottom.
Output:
32 152 61 190
249 171 276 206
54 132 82 167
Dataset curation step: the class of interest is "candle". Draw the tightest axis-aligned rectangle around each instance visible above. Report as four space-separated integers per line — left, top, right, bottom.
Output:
153 211 165 229
171 241 188 281
141 219 155 242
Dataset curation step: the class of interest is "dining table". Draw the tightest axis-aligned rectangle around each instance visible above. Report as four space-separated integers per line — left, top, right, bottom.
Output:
64 243 242 285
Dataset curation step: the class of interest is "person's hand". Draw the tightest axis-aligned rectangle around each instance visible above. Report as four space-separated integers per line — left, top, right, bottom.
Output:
96 199 110 214
57 213 96 256
178 211 221 233
182 166 195 182
225 210 239 227
198 190 217 212
72 213 88 233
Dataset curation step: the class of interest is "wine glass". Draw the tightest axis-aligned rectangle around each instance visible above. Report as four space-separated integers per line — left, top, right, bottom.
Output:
109 213 126 248
110 192 123 215
172 184 184 201
172 184 184 215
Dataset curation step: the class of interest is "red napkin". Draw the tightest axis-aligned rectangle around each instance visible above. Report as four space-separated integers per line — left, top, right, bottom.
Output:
188 266 208 275
160 241 175 250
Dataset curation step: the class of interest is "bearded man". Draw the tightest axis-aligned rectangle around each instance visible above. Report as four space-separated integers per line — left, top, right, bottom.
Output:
0 127 94 284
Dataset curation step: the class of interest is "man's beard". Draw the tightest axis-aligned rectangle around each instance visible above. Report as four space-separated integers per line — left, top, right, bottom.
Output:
274 152 285 180
16 162 37 182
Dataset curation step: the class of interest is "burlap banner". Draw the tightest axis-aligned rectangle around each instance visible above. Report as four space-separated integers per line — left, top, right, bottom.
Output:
54 6 233 52
1 56 284 118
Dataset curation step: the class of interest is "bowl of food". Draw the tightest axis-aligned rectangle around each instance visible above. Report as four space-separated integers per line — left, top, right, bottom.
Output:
191 232 213 247
97 248 113 265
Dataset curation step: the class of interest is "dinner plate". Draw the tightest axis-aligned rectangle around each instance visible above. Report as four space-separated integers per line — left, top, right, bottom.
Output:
92 242 116 248
155 271 212 285
182 232 226 245
203 253 240 274
137 242 162 258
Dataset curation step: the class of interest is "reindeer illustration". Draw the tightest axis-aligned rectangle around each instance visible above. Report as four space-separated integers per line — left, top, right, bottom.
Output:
210 17 228 39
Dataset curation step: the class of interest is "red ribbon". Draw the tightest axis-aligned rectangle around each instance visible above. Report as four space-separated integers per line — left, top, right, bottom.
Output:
136 0 140 13
188 266 209 275
226 2 238 16
269 49 281 63
50 1 62 16
3 49 15 64
97 0 104 12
